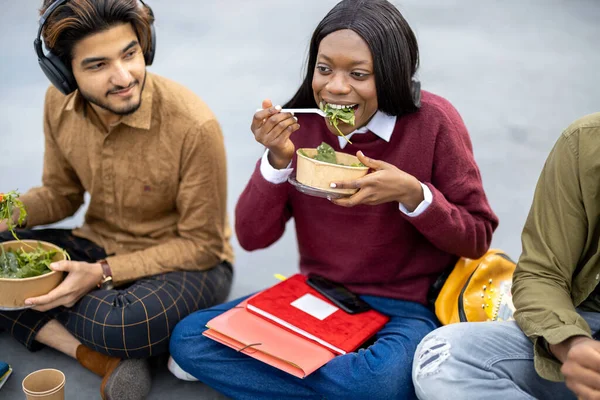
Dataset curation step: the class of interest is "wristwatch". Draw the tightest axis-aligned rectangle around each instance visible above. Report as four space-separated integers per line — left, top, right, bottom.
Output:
97 259 114 290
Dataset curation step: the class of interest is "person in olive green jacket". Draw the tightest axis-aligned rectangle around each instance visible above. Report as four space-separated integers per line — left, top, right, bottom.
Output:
411 113 600 400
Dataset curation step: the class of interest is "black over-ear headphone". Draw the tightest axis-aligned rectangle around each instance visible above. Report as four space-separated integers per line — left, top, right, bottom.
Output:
412 79 421 108
33 0 156 95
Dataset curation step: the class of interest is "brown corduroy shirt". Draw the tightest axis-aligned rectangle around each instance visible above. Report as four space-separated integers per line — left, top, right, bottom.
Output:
20 72 233 285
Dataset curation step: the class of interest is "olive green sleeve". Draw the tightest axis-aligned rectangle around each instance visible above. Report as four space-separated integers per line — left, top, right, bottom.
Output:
512 130 592 382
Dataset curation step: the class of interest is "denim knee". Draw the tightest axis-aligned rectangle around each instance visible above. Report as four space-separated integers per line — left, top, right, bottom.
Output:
412 325 465 399
169 310 213 371
169 319 194 368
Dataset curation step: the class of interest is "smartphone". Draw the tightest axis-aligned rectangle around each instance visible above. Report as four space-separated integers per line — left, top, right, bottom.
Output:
306 274 372 314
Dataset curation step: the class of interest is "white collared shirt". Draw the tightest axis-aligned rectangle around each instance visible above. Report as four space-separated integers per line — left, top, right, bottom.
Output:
259 110 432 217
336 110 396 149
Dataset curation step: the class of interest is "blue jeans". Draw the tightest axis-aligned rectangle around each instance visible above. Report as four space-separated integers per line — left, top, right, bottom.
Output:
169 294 439 400
412 311 600 400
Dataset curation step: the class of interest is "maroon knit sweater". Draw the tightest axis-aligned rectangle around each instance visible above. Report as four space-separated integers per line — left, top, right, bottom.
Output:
235 91 499 305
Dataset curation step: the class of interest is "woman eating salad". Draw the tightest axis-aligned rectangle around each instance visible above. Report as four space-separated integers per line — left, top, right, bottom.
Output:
169 0 499 398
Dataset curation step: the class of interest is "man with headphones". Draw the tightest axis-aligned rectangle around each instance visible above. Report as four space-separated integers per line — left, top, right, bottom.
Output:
0 1 234 399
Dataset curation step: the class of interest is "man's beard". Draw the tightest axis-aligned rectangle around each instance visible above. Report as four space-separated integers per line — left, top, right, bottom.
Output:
80 72 147 116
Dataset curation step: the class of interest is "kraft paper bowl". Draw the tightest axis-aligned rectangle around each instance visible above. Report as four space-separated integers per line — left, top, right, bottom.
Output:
0 240 66 309
296 148 369 195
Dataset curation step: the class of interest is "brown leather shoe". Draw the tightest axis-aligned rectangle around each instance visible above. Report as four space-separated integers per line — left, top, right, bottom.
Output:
76 345 151 400
76 345 121 377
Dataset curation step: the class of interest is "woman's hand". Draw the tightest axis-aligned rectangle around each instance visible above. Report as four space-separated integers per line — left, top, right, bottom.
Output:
330 151 424 209
24 260 104 312
251 99 300 169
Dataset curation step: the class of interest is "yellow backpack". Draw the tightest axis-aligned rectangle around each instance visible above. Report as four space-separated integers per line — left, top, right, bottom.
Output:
435 249 517 325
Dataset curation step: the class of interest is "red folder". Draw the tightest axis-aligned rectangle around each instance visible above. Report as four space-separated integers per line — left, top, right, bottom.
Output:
246 274 389 355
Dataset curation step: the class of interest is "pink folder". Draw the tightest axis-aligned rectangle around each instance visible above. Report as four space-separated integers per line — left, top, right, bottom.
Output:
203 298 336 378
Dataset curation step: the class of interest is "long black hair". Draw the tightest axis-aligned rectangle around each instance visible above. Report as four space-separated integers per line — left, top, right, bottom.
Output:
284 0 421 117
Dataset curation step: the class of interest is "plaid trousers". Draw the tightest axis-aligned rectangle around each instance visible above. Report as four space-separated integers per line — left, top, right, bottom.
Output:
0 229 233 359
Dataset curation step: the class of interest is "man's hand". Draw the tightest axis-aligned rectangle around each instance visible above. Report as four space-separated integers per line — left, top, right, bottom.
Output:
25 260 104 312
0 205 20 233
330 151 424 209
550 336 600 399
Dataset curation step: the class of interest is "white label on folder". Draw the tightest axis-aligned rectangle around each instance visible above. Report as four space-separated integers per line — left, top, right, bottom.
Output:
291 293 339 320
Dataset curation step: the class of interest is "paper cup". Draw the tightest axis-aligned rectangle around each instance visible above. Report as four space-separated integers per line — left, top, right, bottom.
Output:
22 369 65 400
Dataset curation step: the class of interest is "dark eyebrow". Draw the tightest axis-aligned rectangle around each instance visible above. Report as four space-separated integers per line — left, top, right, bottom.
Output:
319 54 370 66
81 56 108 67
121 40 139 54
80 40 139 67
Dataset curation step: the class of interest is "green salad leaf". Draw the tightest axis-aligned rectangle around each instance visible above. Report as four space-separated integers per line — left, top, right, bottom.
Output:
0 244 56 279
0 191 26 242
314 142 338 164
299 142 365 167
319 103 356 144
0 190 69 279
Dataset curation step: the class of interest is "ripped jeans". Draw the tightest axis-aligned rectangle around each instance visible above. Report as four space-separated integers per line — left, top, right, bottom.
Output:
412 311 600 400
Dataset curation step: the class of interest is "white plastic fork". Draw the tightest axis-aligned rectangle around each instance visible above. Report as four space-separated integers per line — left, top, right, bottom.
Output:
255 107 353 144
255 108 326 117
